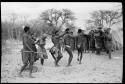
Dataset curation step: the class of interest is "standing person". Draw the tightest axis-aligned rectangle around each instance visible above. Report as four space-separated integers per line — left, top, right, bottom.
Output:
19 26 37 78
94 27 104 55
89 30 96 53
63 28 74 66
104 28 112 59
76 29 87 64
49 30 65 67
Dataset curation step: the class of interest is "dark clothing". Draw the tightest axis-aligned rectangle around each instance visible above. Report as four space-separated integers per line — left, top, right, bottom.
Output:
89 37 95 52
94 30 104 49
21 49 35 64
63 33 73 66
89 31 95 51
103 32 112 59
104 33 113 51
86 35 90 51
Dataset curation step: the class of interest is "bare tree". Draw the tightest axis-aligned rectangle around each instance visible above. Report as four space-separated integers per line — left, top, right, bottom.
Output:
9 13 18 39
86 8 122 30
39 8 76 32
103 10 122 27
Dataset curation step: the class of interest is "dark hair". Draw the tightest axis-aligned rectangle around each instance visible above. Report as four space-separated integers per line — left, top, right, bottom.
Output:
24 26 30 32
98 27 102 29
78 29 82 33
91 30 94 32
65 28 70 32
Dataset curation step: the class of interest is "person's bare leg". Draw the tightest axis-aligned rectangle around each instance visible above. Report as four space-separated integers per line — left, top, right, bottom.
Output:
29 62 35 78
19 63 28 77
77 50 80 61
65 47 73 66
55 54 62 67
51 53 58 66
79 52 83 64
40 58 44 65
108 50 111 59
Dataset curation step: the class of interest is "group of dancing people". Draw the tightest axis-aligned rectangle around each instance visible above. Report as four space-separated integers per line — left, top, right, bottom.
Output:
19 26 113 78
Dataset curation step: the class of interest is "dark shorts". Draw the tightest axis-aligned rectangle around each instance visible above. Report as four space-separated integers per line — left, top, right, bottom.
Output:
105 41 112 51
21 49 37 64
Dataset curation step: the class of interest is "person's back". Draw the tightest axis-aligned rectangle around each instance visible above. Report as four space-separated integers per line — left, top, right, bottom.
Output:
22 32 36 51
76 32 87 51
94 27 105 54
70 35 75 51
77 33 86 44
76 29 85 64
22 33 30 50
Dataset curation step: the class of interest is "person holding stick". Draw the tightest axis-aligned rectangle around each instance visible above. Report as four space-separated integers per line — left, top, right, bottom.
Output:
19 26 37 78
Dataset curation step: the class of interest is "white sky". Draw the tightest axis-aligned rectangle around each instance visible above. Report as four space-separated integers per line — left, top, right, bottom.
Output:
1 2 122 29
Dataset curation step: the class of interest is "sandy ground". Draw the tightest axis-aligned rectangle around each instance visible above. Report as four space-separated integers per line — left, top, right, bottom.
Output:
1 39 123 83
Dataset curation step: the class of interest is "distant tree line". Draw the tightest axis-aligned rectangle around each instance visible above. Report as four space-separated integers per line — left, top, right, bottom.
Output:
2 5 122 46
2 8 76 45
